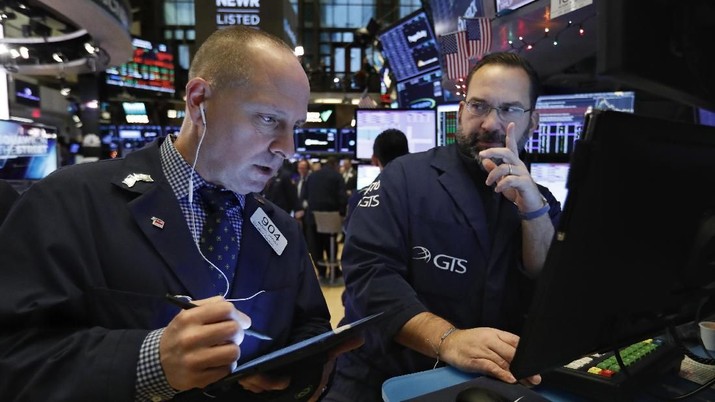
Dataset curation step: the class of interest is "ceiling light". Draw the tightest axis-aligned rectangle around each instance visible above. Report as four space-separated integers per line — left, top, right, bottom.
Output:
84 42 96 54
52 52 66 63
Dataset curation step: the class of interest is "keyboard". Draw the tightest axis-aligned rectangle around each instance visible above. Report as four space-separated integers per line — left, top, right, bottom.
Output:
543 338 684 401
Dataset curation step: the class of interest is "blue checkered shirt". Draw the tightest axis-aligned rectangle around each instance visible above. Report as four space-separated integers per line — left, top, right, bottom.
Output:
135 137 245 401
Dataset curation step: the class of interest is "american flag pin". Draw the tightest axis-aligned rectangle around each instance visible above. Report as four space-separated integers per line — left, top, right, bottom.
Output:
151 217 165 229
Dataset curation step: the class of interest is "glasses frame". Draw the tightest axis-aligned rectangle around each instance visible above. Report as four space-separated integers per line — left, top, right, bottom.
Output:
464 100 533 121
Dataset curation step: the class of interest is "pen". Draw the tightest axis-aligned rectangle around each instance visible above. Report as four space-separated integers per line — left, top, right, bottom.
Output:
164 293 273 341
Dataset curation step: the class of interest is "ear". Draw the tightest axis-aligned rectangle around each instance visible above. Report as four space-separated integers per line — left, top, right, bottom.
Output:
185 78 212 127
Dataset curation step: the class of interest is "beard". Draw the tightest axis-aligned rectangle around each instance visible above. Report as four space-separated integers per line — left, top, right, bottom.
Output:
455 124 530 168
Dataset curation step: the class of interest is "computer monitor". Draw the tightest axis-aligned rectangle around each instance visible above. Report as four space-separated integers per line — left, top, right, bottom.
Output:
436 103 460 146
337 127 356 156
377 8 441 83
293 127 338 156
0 120 58 181
529 162 569 208
395 69 444 109
354 108 437 160
597 0 715 111
356 164 381 190
525 91 635 155
511 110 715 379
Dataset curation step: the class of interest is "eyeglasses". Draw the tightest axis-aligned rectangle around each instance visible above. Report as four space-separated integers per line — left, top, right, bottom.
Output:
465 100 532 121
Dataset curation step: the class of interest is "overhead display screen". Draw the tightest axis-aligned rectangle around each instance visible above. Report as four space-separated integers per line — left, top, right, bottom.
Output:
105 37 175 94
378 9 441 82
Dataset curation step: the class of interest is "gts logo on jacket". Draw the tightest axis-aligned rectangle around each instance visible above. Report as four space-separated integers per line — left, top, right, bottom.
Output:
412 246 467 274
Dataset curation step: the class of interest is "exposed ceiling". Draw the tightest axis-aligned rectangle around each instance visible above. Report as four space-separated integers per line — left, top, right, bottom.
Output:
0 0 132 77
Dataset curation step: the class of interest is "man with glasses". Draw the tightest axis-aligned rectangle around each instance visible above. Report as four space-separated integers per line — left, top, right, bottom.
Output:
323 52 562 401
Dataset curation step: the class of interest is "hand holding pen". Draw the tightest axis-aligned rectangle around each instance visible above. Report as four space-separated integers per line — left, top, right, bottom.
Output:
160 294 272 391
165 294 272 340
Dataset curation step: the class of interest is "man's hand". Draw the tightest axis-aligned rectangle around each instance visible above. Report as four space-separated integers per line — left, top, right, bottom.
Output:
440 327 541 387
160 296 252 391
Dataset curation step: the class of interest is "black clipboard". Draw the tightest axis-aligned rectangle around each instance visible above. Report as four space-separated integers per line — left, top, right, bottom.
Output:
201 311 386 398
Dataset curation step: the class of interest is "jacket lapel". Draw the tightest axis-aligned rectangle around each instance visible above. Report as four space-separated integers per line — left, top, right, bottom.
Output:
112 142 219 299
432 146 492 253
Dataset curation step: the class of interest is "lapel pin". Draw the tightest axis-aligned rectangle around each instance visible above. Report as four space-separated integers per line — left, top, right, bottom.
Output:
151 217 165 229
122 173 154 188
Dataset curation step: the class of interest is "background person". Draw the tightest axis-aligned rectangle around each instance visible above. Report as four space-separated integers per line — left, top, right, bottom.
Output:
342 128 409 234
0 26 356 402
303 156 348 282
322 52 562 401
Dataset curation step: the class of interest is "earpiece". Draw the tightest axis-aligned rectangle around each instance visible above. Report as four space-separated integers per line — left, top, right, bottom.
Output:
199 102 206 126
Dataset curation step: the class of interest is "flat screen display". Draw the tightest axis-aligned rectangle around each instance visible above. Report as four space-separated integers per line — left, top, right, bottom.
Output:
0 120 58 180
294 127 338 156
355 108 437 160
436 103 459 146
338 127 356 156
14 80 41 107
495 0 539 15
377 9 441 82
356 164 381 189
396 69 444 109
529 162 569 207
525 91 635 155
105 37 175 94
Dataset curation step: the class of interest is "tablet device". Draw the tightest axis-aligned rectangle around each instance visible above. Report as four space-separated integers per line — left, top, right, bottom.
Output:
202 311 386 398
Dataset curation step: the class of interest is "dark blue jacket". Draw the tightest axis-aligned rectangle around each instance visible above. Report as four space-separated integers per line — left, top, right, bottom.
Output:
0 139 330 401
334 144 561 397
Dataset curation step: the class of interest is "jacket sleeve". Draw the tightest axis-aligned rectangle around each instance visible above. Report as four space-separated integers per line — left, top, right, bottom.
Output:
340 161 428 352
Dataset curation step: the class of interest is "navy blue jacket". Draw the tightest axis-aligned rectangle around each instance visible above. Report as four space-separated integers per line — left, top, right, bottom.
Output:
335 144 561 394
0 139 330 401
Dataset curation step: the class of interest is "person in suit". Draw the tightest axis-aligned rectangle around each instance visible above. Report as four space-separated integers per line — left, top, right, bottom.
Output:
295 158 311 225
322 52 561 401
0 179 20 225
263 159 302 216
342 128 409 234
303 156 348 281
0 26 358 402
340 157 357 196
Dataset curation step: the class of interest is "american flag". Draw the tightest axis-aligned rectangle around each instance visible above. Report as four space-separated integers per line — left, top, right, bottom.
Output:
461 17 492 61
439 30 470 81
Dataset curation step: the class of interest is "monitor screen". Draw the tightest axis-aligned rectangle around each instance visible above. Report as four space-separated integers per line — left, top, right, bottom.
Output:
377 8 441 82
122 102 149 124
525 91 635 155
495 0 539 15
294 127 338 156
436 103 459 146
529 162 569 208
14 80 41 107
356 164 381 189
597 0 715 111
0 120 58 180
338 127 356 156
396 69 444 109
511 110 715 380
105 37 175 94
355 108 437 160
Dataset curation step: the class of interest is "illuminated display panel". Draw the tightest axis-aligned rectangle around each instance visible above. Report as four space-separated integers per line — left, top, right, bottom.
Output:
378 9 441 82
525 91 635 155
396 69 444 109
355 108 436 160
0 120 58 180
436 103 459 146
105 37 175 94
294 127 338 156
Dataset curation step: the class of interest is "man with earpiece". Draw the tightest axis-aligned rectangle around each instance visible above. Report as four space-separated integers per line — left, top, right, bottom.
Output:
0 26 359 402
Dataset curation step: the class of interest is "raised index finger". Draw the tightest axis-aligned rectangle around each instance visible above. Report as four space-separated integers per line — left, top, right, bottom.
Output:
505 122 518 155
